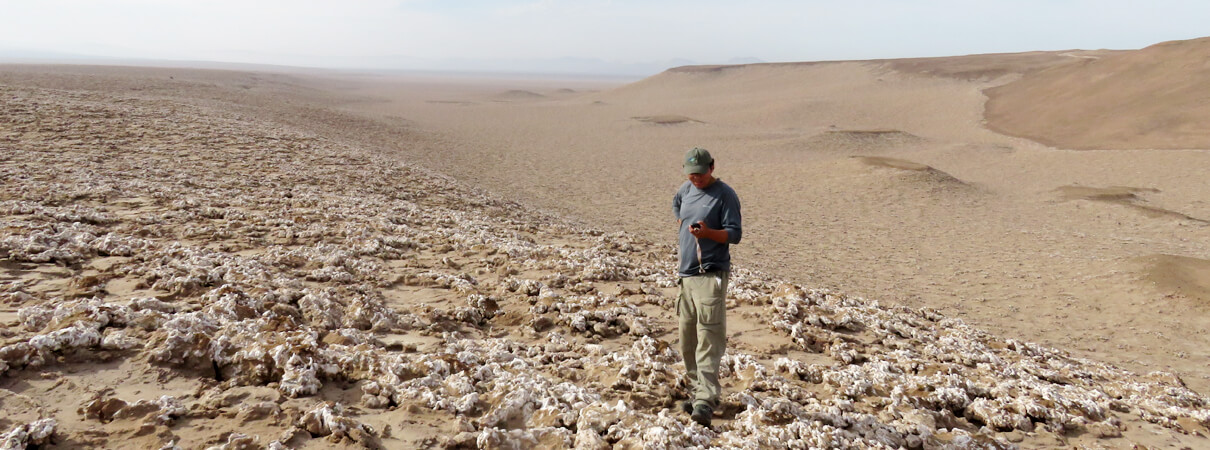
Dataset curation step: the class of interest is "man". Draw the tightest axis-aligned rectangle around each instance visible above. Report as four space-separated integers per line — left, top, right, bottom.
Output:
672 147 742 427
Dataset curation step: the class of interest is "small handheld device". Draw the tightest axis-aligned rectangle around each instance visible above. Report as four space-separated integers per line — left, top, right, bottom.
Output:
691 223 701 231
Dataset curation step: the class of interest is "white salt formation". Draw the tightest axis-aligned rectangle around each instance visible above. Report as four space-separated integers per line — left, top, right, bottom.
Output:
0 418 57 450
0 82 1207 449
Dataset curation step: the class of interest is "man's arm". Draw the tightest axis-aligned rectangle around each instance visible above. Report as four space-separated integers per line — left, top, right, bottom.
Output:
720 192 741 244
672 189 682 223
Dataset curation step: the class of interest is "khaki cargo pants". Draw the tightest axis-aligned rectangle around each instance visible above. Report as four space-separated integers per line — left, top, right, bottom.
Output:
677 271 728 410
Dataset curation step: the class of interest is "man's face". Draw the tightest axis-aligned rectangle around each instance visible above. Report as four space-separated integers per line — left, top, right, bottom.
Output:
688 166 714 189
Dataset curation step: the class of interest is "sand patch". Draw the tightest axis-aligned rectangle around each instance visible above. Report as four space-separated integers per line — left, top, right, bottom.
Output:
630 115 703 125
1137 254 1210 304
1056 185 1206 222
0 389 42 428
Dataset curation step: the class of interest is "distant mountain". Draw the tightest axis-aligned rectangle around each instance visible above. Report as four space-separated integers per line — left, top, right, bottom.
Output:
0 48 98 61
367 56 756 77
725 57 766 65
0 46 764 78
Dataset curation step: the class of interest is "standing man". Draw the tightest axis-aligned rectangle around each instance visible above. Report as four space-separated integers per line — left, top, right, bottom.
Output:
672 147 742 427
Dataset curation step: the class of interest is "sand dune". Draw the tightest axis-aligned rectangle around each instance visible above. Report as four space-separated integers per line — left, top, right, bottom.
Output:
986 37 1210 149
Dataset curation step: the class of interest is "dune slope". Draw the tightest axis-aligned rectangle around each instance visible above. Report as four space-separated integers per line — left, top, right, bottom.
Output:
985 37 1210 149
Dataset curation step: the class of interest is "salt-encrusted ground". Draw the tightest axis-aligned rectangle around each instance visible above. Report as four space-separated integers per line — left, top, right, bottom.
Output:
1 82 1208 449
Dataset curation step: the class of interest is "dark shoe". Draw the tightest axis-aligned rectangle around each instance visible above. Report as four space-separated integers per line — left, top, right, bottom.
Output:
691 404 713 427
681 401 693 415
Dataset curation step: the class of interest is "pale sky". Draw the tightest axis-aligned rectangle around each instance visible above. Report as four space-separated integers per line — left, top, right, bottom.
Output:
2 0 1207 73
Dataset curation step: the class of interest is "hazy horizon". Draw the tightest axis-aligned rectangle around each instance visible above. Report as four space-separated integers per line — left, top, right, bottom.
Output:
3 1 1209 76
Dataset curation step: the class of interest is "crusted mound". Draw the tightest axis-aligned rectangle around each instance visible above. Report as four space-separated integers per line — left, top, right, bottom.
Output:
798 130 925 154
1056 185 1206 222
849 157 976 199
631 115 704 125
1136 254 1210 305
856 156 936 172
494 90 546 101
1 83 1208 448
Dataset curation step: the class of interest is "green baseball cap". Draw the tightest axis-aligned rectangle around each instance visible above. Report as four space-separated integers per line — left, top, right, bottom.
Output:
683 147 714 174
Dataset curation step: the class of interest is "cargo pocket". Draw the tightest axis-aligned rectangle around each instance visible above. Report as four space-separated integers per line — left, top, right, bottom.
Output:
676 280 694 320
698 298 725 325
697 273 728 325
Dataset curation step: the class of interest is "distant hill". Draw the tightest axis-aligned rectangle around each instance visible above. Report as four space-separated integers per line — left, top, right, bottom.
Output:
0 48 97 61
0 46 767 78
985 36 1210 150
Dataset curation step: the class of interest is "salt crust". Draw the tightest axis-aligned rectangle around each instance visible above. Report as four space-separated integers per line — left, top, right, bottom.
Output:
79 394 185 425
0 418 57 450
1 84 1208 448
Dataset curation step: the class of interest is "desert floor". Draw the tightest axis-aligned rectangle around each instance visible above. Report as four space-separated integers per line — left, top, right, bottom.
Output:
1 47 1209 449
333 56 1210 395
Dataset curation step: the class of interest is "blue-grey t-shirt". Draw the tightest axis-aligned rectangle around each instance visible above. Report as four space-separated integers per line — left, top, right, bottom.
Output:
672 179 742 277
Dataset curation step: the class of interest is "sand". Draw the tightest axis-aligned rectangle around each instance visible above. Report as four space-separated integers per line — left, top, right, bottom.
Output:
1 37 1210 449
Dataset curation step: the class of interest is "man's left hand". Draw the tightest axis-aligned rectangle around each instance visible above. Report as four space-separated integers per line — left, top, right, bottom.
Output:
691 221 729 243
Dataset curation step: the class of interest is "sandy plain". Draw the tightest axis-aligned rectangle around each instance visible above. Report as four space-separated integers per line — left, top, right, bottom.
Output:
1 37 1210 449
